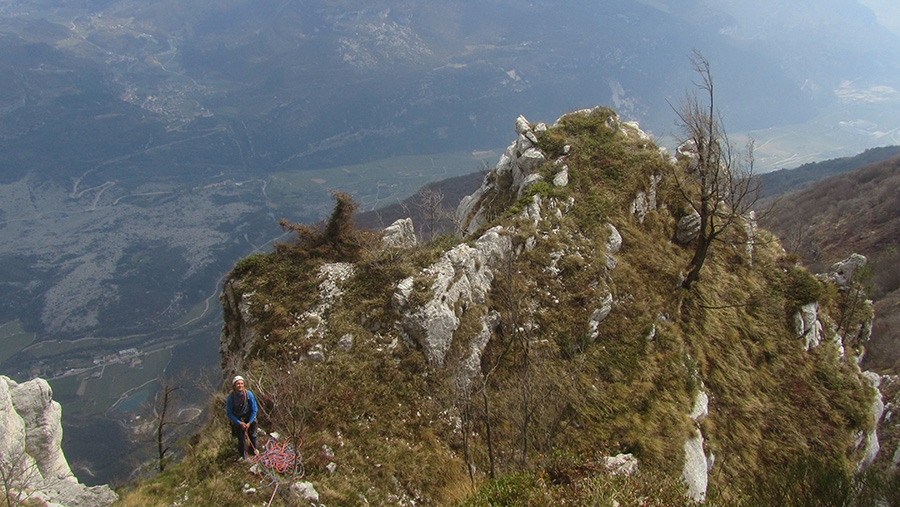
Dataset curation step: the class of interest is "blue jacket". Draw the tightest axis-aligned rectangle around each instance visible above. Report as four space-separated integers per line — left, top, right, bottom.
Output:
226 390 258 426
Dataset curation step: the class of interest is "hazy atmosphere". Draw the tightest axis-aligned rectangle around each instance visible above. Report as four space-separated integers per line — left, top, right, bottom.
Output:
1 0 899 487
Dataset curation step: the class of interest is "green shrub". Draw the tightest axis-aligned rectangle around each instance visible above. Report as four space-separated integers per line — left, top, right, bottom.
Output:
784 266 825 314
459 472 542 507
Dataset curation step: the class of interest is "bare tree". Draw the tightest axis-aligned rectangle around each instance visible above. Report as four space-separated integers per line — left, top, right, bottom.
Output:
415 187 447 241
155 383 181 472
0 452 41 507
257 366 324 483
673 50 762 289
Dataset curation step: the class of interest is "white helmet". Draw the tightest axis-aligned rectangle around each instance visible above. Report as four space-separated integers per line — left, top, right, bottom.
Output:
232 375 245 385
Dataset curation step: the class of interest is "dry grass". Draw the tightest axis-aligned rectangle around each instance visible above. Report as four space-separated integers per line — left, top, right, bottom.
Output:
115 110 880 506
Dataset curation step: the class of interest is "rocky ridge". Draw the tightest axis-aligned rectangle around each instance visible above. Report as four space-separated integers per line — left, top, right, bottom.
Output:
0 375 117 507
216 108 885 504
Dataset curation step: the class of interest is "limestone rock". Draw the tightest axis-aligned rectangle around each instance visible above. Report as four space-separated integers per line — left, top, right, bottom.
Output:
621 121 651 140
682 390 711 503
631 191 649 223
457 115 548 235
587 292 614 341
631 174 663 223
523 194 542 226
605 223 622 270
519 172 544 199
383 217 418 249
307 343 326 362
8 377 71 480
689 391 709 422
0 376 117 507
457 311 501 393
552 166 569 187
603 453 638 476
295 263 356 342
744 211 757 267
682 434 708 503
220 282 261 380
395 226 512 365
857 371 884 470
338 333 354 351
0 377 29 475
794 302 823 350
24 477 118 507
676 212 701 245
291 481 320 503
826 254 867 289
606 223 622 255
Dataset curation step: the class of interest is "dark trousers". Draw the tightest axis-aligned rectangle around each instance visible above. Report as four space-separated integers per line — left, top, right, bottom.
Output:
231 417 258 458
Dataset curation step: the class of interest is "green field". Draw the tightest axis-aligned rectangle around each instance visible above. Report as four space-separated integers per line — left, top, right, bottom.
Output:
746 95 900 172
23 333 150 359
49 346 174 419
269 150 497 214
0 320 36 364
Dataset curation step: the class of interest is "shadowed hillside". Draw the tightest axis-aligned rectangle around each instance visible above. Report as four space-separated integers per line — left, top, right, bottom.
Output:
760 155 900 372
760 146 900 198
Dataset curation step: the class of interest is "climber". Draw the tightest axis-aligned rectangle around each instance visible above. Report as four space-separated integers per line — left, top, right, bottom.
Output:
226 375 259 460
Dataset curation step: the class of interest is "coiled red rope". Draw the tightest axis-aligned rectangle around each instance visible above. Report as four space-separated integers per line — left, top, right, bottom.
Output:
248 438 304 480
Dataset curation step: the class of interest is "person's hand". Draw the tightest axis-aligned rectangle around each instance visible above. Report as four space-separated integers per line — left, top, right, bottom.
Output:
241 422 249 430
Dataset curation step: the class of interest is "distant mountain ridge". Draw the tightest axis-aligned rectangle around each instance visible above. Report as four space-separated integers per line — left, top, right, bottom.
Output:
760 145 900 197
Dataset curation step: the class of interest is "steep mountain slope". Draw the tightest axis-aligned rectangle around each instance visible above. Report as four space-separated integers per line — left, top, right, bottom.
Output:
3 0 900 484
760 155 900 372
117 108 883 505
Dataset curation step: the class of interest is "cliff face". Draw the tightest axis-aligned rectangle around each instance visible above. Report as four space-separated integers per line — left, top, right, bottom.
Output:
0 375 117 507
217 108 882 504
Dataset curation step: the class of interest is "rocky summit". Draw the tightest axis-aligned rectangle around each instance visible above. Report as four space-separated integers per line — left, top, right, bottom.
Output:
125 107 885 505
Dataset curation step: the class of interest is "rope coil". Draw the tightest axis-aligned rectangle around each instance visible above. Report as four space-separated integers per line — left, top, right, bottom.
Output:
248 438 305 483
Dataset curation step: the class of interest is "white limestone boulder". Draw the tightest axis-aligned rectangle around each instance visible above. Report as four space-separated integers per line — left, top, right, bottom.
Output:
383 217 418 249
395 227 512 365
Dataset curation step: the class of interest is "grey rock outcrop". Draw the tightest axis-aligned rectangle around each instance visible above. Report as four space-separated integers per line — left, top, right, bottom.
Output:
552 165 569 187
605 223 622 270
794 302 823 350
630 174 662 224
682 390 711 503
825 254 868 290
0 376 117 507
603 453 638 476
587 293 614 342
220 282 261 378
290 481 320 503
383 217 418 249
743 211 757 267
394 226 512 366
857 371 884 470
676 212 701 245
296 263 356 344
457 311 501 393
457 115 548 235
221 262 355 376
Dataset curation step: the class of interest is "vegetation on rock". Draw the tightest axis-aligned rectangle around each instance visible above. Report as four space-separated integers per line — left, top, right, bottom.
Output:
115 108 887 506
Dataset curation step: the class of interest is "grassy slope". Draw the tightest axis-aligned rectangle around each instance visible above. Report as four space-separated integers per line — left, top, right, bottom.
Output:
760 155 900 373
115 109 874 506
